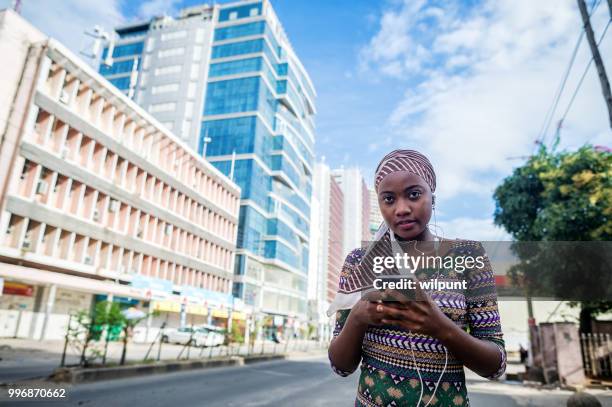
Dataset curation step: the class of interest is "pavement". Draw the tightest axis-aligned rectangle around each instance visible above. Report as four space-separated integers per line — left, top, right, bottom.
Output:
0 339 611 407
1 356 610 407
0 337 321 383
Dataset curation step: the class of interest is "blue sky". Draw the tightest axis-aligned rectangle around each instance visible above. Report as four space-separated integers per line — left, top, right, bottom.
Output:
4 0 611 240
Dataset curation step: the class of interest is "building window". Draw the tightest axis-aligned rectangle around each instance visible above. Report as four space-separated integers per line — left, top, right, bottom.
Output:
158 48 185 58
229 11 238 20
154 65 182 76
161 30 187 41
149 102 176 113
152 83 179 94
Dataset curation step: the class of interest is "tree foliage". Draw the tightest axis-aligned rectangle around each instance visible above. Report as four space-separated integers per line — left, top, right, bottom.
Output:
493 144 611 331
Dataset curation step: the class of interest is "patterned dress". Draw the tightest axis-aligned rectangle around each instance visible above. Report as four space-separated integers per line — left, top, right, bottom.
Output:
329 240 506 407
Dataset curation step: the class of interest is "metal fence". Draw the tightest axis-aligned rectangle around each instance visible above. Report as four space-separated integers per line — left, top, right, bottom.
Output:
580 333 612 379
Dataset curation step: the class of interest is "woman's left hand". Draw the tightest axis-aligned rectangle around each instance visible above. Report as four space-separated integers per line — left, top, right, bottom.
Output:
376 286 454 340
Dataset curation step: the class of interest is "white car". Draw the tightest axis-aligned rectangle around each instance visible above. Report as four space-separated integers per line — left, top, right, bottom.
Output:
195 326 225 347
162 326 224 347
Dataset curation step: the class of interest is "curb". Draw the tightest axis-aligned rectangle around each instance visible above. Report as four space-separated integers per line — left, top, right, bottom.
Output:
243 354 285 364
50 356 248 384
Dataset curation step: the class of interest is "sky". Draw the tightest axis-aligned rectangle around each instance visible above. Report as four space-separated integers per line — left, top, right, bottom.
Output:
3 0 611 241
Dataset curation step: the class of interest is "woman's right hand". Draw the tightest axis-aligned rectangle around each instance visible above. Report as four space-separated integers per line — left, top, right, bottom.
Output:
349 299 386 328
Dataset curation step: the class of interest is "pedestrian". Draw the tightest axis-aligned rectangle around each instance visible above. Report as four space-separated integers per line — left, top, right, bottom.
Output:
566 392 602 407
519 344 528 364
327 150 507 406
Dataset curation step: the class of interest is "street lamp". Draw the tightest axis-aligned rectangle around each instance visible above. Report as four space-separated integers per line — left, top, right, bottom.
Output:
202 129 212 158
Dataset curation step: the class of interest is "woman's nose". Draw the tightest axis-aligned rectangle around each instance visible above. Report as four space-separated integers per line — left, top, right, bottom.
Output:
395 198 412 216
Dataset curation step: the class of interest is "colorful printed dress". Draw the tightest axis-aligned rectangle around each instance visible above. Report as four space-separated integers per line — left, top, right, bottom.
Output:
329 240 506 407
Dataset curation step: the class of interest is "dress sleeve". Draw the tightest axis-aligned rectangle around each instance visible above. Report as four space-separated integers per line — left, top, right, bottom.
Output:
465 242 507 379
328 249 363 377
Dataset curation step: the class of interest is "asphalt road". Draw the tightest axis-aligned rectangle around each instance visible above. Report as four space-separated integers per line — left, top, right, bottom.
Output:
2 357 611 407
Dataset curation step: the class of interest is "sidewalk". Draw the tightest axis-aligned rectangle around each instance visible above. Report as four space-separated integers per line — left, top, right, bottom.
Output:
0 337 326 383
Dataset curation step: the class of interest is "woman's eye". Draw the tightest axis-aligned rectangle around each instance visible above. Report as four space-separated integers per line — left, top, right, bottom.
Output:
382 196 394 204
408 191 422 199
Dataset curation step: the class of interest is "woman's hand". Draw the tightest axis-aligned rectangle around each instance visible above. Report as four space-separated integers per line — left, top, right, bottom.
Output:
376 286 454 339
349 299 387 328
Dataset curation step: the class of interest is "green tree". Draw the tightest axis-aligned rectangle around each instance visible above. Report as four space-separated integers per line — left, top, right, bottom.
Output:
493 144 612 333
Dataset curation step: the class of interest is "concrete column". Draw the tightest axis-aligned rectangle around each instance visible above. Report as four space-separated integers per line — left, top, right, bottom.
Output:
244 316 251 345
39 284 56 341
256 313 263 341
145 302 153 342
227 309 233 332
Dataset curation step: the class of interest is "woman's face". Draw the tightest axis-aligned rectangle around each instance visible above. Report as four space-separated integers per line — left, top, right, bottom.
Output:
377 171 433 240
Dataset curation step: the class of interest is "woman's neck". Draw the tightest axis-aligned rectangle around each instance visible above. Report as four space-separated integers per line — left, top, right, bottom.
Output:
396 227 435 242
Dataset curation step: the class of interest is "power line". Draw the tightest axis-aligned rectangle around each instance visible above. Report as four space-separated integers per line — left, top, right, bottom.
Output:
535 0 602 151
556 19 612 134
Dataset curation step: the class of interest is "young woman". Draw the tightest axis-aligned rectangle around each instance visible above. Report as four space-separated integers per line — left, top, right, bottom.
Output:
328 150 506 407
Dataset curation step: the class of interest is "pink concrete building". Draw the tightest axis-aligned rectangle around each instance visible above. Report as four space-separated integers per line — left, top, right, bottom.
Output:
327 176 344 304
0 10 241 341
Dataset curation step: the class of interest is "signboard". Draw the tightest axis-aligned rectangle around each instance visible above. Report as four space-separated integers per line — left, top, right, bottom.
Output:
130 275 173 300
232 311 246 321
211 309 229 318
152 300 181 313
2 281 34 297
180 286 233 308
186 304 208 316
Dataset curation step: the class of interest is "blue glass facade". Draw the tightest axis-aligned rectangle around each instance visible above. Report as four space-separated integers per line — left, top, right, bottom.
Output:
99 41 144 95
99 1 317 317
218 2 262 22
101 42 144 59
203 2 316 312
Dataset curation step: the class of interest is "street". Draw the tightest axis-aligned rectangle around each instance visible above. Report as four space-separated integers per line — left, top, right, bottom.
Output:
3 357 610 407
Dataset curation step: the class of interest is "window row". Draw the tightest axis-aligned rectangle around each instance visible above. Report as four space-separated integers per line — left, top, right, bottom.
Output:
29 106 238 234
40 63 239 214
2 214 232 293
14 161 235 268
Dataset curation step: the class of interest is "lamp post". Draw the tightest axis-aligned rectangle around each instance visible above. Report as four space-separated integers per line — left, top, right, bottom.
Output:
202 129 212 158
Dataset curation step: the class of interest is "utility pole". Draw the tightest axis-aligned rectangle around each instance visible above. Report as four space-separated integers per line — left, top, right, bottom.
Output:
577 0 612 129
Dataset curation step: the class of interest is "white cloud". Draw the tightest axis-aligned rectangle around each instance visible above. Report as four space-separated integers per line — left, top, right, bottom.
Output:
138 0 181 19
359 0 612 208
435 217 511 241
1 0 185 66
2 0 124 59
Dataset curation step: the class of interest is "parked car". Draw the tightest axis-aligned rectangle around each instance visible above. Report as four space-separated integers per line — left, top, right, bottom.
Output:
161 325 225 347
195 325 225 347
161 327 198 346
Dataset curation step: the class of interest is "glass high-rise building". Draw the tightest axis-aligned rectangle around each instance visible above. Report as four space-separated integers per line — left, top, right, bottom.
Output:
99 1 316 324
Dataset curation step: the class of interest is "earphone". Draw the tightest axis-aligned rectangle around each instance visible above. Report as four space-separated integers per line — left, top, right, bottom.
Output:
389 229 448 407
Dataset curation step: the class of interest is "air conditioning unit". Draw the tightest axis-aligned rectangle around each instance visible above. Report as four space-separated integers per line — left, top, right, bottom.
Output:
60 147 69 159
109 200 120 212
84 255 93 265
21 238 32 250
164 224 172 235
92 209 100 221
36 180 49 195
137 229 143 238
59 89 70 105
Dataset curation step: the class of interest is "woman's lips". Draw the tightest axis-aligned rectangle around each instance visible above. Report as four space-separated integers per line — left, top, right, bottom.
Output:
396 220 417 230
